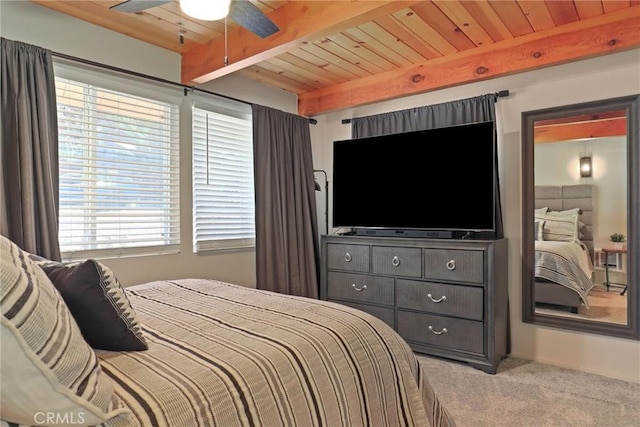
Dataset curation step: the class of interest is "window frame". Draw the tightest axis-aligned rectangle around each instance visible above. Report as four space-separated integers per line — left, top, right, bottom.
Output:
54 61 182 260
191 96 255 253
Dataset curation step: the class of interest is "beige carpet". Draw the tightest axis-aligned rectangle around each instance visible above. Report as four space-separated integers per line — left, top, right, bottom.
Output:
536 285 628 325
418 354 640 427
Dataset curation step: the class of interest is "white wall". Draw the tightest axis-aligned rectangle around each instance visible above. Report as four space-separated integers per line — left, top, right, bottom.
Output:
310 50 640 383
2 0 638 384
0 0 297 288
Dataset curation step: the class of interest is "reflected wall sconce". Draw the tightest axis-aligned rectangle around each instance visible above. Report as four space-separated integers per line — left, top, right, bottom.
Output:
580 156 592 178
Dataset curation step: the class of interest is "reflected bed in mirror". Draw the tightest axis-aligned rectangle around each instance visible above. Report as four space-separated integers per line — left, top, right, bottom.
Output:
533 185 601 317
522 95 639 339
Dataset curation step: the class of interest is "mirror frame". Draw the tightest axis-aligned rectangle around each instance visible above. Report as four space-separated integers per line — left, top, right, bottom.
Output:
522 94 640 339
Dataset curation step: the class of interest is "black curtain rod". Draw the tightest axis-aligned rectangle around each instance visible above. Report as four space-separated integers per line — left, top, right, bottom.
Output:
340 90 510 124
51 50 318 125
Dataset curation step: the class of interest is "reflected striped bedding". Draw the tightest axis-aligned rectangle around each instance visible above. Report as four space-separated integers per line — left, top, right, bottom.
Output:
535 241 595 307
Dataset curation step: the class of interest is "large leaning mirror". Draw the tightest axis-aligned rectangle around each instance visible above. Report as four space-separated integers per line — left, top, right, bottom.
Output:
522 95 639 339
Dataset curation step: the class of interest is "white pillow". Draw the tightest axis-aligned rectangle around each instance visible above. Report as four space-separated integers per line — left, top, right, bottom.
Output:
535 213 579 242
534 207 549 215
544 208 584 240
0 236 130 426
546 208 581 216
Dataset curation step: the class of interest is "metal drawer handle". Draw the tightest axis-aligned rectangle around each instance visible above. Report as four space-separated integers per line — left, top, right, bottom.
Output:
392 256 401 267
344 252 352 262
352 283 367 292
446 259 456 270
428 326 448 335
427 293 447 303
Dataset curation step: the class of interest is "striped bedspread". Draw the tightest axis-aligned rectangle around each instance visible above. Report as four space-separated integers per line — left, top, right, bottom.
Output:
97 279 454 427
535 241 595 307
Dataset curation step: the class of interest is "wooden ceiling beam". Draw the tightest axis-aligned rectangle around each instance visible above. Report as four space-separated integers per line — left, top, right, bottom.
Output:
181 1 422 84
297 6 640 117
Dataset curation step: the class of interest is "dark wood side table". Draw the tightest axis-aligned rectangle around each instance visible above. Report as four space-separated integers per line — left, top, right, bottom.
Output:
602 247 628 295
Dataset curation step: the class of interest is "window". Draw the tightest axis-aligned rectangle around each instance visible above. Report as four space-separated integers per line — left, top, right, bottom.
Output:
56 77 180 258
192 102 254 252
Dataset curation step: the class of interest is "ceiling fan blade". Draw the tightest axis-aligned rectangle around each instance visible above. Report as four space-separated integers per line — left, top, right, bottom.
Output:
229 0 279 39
110 0 172 13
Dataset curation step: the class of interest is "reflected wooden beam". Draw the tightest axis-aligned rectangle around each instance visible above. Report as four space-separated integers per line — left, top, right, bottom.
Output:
534 115 627 143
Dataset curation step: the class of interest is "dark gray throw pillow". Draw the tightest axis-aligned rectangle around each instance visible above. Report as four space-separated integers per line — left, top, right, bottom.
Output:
534 220 545 241
41 259 148 351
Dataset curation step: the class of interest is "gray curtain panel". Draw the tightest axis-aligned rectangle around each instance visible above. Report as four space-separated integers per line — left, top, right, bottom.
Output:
351 94 503 239
1 38 61 260
252 104 320 298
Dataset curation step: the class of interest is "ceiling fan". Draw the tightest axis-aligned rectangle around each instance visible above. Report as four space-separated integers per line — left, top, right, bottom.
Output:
110 0 280 38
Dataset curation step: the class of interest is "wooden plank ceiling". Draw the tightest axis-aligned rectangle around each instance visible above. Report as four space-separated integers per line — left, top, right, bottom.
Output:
32 1 640 117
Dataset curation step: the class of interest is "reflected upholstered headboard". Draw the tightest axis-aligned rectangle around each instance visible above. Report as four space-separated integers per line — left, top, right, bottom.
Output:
534 184 594 259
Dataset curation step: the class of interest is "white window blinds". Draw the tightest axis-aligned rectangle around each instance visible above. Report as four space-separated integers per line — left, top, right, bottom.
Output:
56 77 180 259
192 104 254 252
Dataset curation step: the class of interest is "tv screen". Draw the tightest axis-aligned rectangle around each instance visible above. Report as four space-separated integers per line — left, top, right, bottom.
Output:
332 121 496 235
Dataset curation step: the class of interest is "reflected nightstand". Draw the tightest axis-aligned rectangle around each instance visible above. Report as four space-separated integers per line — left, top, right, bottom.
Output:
602 247 628 295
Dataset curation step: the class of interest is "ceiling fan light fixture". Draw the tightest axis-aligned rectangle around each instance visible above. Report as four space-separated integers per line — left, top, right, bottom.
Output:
180 0 231 21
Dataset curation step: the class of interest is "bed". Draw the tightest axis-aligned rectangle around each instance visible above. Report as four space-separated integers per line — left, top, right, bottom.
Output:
0 235 454 427
534 184 595 313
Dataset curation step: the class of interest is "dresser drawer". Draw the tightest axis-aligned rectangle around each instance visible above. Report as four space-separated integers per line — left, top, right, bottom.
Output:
397 310 484 354
396 279 483 321
372 246 421 277
326 272 394 306
332 301 395 329
423 249 484 284
327 243 370 272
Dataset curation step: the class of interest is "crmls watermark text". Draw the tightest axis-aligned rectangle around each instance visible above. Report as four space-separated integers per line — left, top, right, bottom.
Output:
34 412 86 425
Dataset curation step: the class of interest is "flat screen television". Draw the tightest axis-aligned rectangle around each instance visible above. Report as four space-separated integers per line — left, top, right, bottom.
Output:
332 121 496 238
